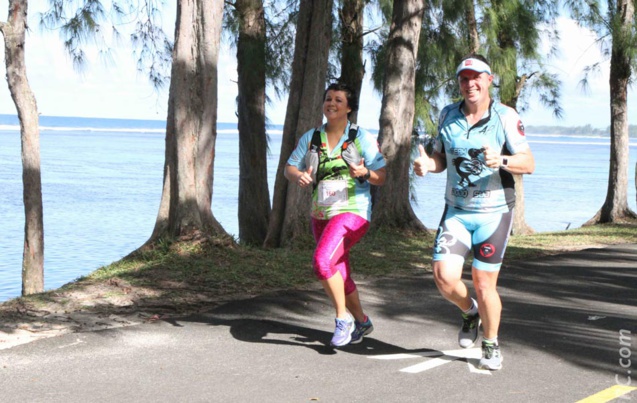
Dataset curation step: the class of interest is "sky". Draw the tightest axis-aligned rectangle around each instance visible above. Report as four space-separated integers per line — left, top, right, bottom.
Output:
0 3 634 130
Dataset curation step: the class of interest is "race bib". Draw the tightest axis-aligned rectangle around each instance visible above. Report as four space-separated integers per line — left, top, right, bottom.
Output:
317 180 348 206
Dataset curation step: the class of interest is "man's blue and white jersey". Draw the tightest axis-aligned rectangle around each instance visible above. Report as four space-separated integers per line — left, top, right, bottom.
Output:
434 100 530 213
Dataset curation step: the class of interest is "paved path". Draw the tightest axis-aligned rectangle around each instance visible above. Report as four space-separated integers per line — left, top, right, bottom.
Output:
1 244 636 402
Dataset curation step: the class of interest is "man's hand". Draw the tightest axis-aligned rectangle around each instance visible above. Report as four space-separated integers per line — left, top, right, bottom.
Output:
482 145 501 169
414 145 430 177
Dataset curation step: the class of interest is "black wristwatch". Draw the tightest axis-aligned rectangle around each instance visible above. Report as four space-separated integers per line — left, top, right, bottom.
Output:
362 168 371 181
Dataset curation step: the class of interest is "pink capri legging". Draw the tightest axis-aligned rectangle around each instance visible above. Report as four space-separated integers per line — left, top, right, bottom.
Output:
311 213 370 295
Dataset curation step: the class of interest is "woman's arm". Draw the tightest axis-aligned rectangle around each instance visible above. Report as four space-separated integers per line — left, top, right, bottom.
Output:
368 166 386 186
285 163 314 188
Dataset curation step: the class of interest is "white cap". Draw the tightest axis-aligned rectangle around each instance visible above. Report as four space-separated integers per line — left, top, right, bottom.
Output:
456 58 492 76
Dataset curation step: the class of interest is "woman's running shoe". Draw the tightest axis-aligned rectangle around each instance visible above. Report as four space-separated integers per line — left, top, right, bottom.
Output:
330 316 355 347
350 316 374 344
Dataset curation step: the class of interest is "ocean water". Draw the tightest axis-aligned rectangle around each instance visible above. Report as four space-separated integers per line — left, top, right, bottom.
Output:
1 114 636 303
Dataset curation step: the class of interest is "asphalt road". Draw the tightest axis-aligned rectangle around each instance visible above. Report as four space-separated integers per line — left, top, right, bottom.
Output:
1 244 636 403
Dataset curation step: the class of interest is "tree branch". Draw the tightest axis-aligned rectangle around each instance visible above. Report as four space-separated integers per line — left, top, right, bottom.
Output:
362 25 383 38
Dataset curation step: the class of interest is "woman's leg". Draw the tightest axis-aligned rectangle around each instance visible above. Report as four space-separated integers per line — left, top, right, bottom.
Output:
312 213 369 320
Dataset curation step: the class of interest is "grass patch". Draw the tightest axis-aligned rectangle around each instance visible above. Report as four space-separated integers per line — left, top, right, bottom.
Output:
99 222 636 295
1 222 635 317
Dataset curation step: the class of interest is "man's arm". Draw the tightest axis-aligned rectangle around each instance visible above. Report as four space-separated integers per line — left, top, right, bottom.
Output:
482 146 535 174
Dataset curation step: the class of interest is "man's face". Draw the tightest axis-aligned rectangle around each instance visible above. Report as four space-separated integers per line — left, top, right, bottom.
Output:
458 70 493 104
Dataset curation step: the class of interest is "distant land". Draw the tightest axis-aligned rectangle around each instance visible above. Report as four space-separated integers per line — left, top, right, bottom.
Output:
1 114 636 138
525 124 637 138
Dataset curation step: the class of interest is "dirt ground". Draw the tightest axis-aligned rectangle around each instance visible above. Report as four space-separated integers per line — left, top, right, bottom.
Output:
0 276 251 350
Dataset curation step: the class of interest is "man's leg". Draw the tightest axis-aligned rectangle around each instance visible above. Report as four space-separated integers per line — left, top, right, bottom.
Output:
432 259 472 311
432 207 480 348
471 267 501 339
473 267 503 371
470 209 512 370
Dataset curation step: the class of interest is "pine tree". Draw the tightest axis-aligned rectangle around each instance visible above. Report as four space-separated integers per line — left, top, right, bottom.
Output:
564 0 637 224
1 0 44 295
265 0 334 248
371 0 427 231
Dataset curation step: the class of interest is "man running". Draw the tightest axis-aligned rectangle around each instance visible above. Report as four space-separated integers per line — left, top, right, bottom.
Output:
413 54 535 370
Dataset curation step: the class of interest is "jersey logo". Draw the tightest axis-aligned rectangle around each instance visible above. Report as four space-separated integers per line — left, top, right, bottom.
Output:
480 243 496 258
517 120 525 136
452 188 468 198
434 228 458 255
452 147 485 188
473 190 491 198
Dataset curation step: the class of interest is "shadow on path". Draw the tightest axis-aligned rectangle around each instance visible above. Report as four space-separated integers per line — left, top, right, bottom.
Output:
167 244 637 374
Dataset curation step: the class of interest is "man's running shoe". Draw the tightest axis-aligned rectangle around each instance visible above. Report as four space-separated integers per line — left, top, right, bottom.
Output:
478 341 503 370
330 316 354 347
458 312 480 348
350 316 374 344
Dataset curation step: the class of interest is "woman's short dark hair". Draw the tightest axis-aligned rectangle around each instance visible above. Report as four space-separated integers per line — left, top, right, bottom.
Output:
324 82 359 116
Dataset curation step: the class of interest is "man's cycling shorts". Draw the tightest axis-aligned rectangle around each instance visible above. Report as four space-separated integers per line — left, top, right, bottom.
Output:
432 205 514 272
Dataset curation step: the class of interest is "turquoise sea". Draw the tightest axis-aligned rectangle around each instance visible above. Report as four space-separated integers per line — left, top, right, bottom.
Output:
1 114 636 302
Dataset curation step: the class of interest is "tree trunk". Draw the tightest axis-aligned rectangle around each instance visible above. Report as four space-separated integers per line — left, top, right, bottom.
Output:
505 66 535 236
465 0 480 53
338 0 365 123
372 0 426 231
236 0 270 246
511 174 534 234
264 0 333 248
1 0 45 295
497 31 535 235
585 0 636 225
145 0 228 246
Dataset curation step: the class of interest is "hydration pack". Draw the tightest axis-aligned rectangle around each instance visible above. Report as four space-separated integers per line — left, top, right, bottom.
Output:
306 124 363 189
310 123 359 158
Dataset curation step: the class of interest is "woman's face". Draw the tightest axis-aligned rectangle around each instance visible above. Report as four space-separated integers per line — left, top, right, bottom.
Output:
323 90 351 121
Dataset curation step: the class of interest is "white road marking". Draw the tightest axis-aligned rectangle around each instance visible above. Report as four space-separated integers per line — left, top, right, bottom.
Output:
58 338 84 349
370 347 491 375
